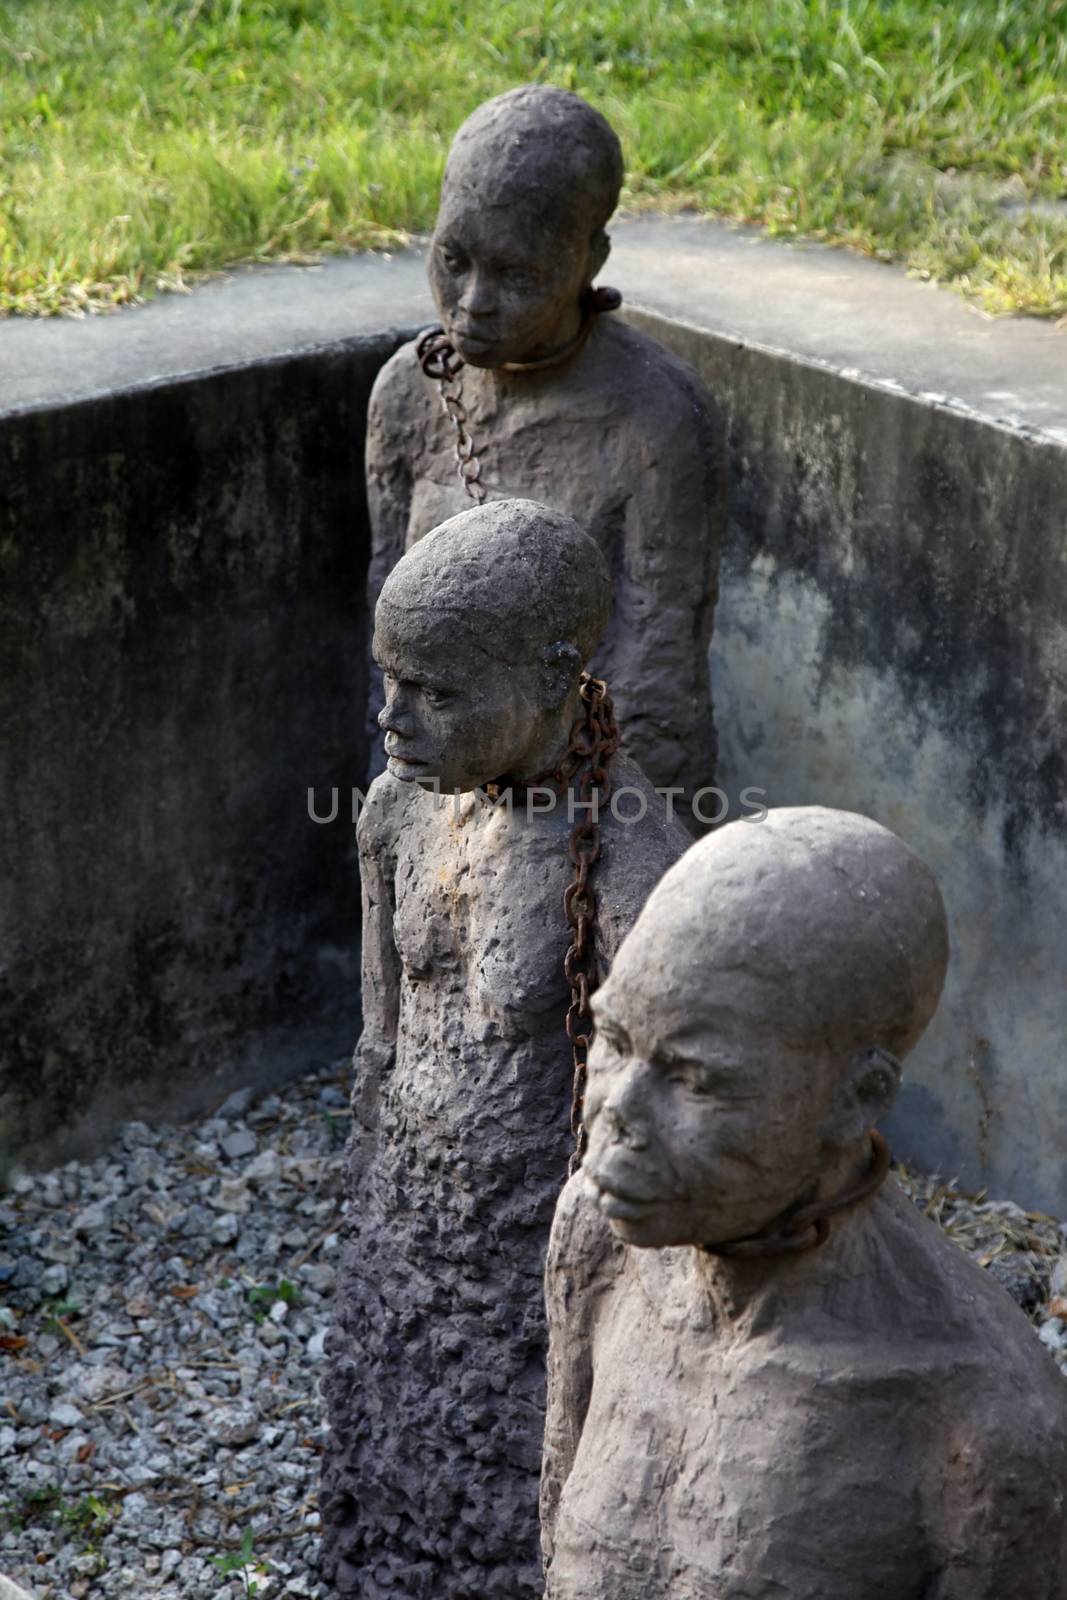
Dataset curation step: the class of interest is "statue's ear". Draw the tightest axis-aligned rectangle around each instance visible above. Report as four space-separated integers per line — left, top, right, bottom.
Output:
538 640 582 708
821 1047 900 1149
586 228 611 284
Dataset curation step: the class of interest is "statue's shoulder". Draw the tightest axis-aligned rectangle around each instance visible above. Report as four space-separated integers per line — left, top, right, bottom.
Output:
588 318 720 440
369 336 436 420
356 770 419 859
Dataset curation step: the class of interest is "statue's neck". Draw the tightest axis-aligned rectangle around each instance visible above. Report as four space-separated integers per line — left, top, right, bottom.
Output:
692 1144 889 1329
465 310 594 395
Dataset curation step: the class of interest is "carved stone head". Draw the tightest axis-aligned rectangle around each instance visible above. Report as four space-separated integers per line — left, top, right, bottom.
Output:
582 807 949 1249
429 84 624 367
374 497 610 792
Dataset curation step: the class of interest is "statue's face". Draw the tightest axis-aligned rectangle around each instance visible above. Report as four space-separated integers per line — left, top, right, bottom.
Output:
373 604 547 793
429 187 591 368
584 948 831 1251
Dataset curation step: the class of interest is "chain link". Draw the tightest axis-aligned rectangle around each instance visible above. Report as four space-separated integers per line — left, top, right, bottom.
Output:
557 674 619 1174
416 326 487 504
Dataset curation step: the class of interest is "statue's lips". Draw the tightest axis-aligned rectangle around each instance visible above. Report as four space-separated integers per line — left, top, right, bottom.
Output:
451 325 497 351
588 1176 665 1222
386 751 438 777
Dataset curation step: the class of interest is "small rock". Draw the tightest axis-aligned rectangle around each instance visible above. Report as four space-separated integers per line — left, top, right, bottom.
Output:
209 1406 259 1446
49 1400 85 1429
1050 1254 1067 1299
216 1086 255 1120
221 1129 258 1161
70 1362 129 1403
1039 1318 1066 1353
40 1261 70 1295
72 1200 112 1235
211 1177 252 1215
244 1149 281 1183
300 1262 335 1295
306 1327 328 1362
211 1213 240 1246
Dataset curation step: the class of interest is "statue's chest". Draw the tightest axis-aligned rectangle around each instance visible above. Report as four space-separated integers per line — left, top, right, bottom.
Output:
391 801 574 1034
553 1275 927 1600
407 399 625 551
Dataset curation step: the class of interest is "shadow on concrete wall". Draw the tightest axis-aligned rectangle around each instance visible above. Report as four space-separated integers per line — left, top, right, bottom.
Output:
0 335 404 1168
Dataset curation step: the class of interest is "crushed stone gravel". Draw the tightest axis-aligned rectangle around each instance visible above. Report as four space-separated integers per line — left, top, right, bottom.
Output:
1 1063 351 1598
1 1071 1064 1596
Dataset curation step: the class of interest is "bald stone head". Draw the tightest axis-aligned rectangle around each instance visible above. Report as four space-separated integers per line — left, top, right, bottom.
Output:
374 498 610 792
583 807 950 1250
429 85 624 367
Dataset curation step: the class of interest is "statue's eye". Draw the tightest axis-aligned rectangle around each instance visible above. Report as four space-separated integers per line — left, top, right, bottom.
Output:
662 1058 714 1096
440 247 466 274
422 687 454 708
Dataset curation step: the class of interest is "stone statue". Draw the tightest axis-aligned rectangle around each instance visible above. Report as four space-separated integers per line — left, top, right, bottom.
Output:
365 83 723 806
321 498 688 1598
542 807 1067 1600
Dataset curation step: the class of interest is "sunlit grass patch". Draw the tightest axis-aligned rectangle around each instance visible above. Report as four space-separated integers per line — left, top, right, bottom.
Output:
1 0 1065 317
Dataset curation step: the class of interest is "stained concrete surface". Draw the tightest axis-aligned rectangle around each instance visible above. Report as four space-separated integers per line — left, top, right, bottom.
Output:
629 306 1067 1214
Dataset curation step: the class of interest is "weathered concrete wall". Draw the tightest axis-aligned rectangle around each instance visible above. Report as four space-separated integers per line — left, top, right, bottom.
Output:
3 230 1064 1210
0 335 403 1169
629 307 1067 1216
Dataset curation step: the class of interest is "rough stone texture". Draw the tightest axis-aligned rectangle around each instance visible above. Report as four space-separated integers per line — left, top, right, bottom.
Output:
0 339 393 1168
543 808 1067 1599
366 86 723 804
321 502 688 1598
630 305 1067 1215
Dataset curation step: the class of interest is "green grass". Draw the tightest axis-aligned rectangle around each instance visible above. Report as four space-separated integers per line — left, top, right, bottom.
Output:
1 0 1066 317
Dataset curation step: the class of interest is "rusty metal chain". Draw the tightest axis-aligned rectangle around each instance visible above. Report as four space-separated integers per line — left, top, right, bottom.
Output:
417 307 623 1172
558 673 619 1174
415 326 487 504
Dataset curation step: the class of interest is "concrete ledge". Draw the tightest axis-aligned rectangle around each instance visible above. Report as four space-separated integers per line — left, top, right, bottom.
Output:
3 220 1065 1204
3 217 1063 440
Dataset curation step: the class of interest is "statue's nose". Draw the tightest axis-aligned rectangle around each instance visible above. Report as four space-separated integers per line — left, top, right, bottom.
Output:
379 687 413 735
601 1098 649 1152
459 266 496 317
